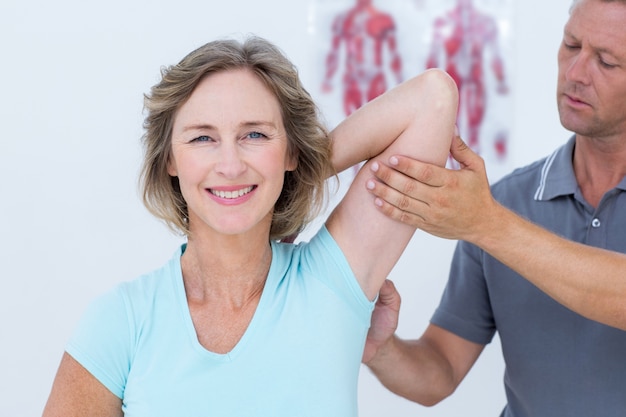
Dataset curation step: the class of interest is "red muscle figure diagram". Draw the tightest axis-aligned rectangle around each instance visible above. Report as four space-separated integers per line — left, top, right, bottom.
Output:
322 0 403 118
426 0 509 158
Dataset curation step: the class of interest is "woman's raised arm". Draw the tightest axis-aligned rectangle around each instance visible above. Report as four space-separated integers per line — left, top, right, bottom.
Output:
326 69 458 299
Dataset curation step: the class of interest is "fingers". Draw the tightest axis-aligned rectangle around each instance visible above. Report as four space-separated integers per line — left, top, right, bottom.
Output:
362 279 401 364
369 158 446 199
377 279 401 309
366 167 428 228
369 186 426 227
379 156 447 188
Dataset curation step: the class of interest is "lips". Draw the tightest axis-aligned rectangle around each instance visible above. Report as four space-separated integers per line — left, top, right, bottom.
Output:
209 186 255 199
561 91 592 109
567 94 586 104
561 84 589 105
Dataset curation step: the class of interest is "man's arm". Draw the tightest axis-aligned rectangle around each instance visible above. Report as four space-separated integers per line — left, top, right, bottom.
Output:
363 280 484 406
367 135 626 330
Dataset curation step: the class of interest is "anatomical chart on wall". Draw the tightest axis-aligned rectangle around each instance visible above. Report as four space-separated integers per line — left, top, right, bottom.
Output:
309 0 515 183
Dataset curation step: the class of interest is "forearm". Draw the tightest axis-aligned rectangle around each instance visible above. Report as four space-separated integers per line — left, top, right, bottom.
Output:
330 69 457 173
365 336 456 406
473 203 626 330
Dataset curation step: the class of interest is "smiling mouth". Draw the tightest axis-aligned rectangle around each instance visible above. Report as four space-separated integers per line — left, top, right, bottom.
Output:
209 186 255 199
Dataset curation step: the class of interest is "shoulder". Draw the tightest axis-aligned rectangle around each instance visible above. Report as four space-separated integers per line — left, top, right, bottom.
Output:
272 226 359 294
293 226 347 267
272 226 346 274
491 139 573 197
271 226 372 320
83 246 183 327
490 156 551 201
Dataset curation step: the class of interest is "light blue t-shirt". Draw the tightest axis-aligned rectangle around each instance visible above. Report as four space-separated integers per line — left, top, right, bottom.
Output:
66 226 374 417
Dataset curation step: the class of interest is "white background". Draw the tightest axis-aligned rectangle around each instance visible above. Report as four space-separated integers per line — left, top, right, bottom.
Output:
0 0 571 415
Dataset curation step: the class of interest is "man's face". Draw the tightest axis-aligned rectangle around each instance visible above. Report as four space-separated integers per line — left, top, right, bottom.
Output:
557 0 626 139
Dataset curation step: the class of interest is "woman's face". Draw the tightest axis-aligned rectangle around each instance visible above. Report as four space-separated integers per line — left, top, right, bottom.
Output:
168 68 296 238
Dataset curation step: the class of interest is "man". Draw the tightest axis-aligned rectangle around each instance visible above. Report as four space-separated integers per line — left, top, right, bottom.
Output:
362 1 626 415
366 135 626 331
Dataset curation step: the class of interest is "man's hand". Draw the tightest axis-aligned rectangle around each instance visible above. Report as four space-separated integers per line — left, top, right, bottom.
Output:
362 280 401 364
365 135 498 243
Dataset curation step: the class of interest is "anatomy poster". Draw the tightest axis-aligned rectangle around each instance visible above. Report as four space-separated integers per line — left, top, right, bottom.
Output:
310 0 515 182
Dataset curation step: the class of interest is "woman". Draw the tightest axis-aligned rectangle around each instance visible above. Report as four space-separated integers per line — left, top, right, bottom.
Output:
42 36 457 416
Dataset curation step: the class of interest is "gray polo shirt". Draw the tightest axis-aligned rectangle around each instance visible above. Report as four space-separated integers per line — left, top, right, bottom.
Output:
431 136 626 417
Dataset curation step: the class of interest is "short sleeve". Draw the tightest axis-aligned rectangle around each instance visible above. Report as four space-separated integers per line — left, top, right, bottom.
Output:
430 241 497 345
298 226 374 321
65 286 133 399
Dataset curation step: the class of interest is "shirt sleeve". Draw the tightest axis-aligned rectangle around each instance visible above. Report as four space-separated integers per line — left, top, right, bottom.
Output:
430 240 497 345
65 285 133 399
299 225 374 323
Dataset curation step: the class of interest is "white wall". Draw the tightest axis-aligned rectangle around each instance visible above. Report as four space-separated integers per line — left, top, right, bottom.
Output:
0 0 571 415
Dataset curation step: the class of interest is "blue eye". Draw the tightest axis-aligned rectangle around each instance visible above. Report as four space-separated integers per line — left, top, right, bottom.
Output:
247 131 267 140
192 135 211 142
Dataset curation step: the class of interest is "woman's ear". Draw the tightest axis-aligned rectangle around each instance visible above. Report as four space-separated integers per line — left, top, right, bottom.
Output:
167 157 177 176
285 150 298 172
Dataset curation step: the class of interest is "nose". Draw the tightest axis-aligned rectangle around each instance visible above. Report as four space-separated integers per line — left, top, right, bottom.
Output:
564 50 591 86
215 142 246 178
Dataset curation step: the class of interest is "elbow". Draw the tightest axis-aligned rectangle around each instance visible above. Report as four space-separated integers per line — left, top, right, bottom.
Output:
401 68 459 135
422 387 457 407
377 381 452 408
408 377 457 407
393 365 459 407
418 68 459 112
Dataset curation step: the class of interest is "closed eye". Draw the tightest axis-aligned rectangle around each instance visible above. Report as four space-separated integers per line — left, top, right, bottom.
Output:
599 57 617 69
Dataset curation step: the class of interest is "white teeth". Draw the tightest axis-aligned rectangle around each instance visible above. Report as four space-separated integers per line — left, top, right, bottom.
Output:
211 186 253 199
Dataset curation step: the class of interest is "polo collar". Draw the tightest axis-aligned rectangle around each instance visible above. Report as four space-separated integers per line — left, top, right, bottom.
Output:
533 135 626 201
533 136 578 201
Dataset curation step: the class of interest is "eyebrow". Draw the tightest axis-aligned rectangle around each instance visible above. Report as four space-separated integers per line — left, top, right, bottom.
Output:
181 120 278 133
564 30 624 61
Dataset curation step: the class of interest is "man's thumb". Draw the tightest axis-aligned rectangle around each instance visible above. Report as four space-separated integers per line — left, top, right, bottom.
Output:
450 134 478 168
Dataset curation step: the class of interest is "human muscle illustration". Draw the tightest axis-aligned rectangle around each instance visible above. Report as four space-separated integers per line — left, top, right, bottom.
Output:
322 0 403 117
426 0 508 157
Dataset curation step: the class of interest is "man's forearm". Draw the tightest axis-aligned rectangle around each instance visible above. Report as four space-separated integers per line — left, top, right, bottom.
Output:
473 203 626 330
366 336 456 406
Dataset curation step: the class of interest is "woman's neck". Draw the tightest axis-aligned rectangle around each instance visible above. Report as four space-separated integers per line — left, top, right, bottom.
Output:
181 232 272 306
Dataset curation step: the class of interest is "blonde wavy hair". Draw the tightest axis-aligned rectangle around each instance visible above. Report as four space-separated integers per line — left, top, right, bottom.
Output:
140 36 332 240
